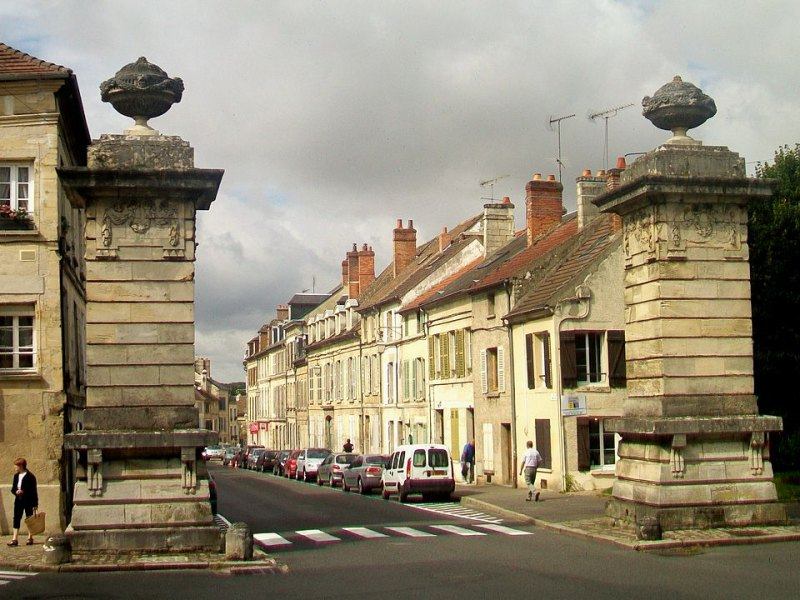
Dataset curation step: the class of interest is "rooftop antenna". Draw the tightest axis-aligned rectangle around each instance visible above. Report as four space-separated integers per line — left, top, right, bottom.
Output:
588 102 634 170
547 113 575 182
312 276 316 293
479 174 510 202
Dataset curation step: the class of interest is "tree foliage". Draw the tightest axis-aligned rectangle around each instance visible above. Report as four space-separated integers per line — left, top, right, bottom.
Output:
752 144 800 469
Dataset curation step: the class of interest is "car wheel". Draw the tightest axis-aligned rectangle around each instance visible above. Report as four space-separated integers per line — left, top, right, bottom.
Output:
329 475 335 487
382 486 390 500
357 478 366 495
342 478 350 492
398 485 408 503
317 474 324 486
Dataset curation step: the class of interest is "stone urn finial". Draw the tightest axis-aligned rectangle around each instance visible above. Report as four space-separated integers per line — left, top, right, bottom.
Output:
642 75 717 145
100 57 184 136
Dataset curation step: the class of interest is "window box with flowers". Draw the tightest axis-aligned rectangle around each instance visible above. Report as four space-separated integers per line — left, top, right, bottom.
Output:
0 164 34 230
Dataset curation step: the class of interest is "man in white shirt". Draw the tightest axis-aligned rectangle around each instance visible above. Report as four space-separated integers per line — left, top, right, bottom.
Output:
519 440 542 502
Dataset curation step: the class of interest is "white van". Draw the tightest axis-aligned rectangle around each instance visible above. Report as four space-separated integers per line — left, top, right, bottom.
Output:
381 444 455 502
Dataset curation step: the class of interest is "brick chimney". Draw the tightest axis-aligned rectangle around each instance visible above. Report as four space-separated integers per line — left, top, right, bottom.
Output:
605 158 625 231
393 219 417 277
483 196 515 256
357 243 375 296
341 259 348 288
526 174 563 246
576 169 607 230
438 227 450 252
276 304 289 321
347 243 360 298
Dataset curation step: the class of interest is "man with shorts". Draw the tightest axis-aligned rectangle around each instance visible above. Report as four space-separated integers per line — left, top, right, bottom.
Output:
519 440 542 502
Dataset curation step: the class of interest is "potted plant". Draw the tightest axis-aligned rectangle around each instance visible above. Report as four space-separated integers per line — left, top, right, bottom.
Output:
0 205 34 230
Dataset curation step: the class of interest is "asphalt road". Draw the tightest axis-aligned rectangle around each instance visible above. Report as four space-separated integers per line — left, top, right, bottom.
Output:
5 465 800 599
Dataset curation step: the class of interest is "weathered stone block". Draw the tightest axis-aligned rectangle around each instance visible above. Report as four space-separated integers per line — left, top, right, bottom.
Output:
225 523 253 561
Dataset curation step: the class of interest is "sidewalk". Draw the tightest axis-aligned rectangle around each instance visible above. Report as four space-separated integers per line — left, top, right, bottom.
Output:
457 484 800 551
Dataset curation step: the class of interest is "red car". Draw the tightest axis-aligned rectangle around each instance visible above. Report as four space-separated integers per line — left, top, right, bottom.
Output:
285 449 302 479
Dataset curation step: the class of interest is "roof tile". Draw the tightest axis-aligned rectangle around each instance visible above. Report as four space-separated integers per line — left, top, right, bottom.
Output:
0 42 70 78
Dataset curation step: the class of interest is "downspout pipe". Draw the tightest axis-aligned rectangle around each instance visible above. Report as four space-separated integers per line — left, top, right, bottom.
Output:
503 282 519 488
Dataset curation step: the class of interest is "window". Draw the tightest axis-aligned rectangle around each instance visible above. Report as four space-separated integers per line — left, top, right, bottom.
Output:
487 292 495 317
428 448 449 468
0 164 32 212
413 449 426 467
578 418 617 470
0 308 35 371
386 362 395 403
480 346 505 394
538 333 552 388
560 331 602 388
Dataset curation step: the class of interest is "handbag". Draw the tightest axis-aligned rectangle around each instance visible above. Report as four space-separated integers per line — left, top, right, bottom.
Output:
25 510 46 536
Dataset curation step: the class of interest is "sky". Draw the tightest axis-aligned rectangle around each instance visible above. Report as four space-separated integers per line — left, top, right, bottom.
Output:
3 0 799 382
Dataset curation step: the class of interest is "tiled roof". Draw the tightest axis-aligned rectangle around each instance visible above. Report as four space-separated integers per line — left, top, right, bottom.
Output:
0 42 70 79
304 322 361 352
505 215 620 320
400 256 485 313
288 293 330 305
357 213 482 311
470 215 579 292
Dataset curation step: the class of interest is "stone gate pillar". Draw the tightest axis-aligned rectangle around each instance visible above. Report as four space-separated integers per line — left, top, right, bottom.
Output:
57 58 223 551
595 77 786 531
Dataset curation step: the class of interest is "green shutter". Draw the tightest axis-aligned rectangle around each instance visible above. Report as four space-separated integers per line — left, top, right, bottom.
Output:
428 336 436 380
455 329 466 378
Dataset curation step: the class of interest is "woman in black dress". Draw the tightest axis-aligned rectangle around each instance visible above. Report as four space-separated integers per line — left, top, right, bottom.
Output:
7 457 38 546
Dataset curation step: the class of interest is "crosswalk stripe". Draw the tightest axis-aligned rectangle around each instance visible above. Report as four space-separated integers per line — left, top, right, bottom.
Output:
474 524 533 536
253 532 292 547
430 524 487 536
296 529 340 543
0 572 33 577
385 526 436 537
342 527 389 539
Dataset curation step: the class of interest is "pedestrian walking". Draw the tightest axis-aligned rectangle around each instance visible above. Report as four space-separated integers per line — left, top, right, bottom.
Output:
7 457 38 546
519 441 542 502
460 439 475 484
342 438 354 452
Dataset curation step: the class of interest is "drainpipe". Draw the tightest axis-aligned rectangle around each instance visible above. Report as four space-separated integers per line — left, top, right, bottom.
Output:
358 335 365 452
554 285 591 492
503 282 518 488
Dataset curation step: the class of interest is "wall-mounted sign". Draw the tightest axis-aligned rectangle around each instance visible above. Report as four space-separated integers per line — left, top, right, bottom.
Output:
259 422 267 430
249 423 259 434
561 394 587 416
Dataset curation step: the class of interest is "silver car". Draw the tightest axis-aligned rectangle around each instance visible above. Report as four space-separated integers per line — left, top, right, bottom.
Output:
317 453 359 487
295 448 331 482
342 454 390 494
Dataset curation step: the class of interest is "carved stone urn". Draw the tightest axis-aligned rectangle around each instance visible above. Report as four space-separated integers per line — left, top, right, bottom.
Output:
100 57 184 135
642 75 717 144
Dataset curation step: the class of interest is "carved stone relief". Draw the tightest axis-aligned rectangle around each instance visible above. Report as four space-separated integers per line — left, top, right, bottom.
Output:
97 199 184 260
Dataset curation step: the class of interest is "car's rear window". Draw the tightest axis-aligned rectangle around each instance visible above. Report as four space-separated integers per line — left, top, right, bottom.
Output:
307 449 329 459
428 449 449 468
365 455 387 465
413 449 426 467
337 454 358 464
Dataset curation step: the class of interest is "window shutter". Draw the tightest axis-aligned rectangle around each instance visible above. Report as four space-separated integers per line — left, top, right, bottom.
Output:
480 349 488 394
442 333 451 377
560 331 577 389
534 419 552 470
607 330 627 388
428 337 436 380
498 346 506 393
412 358 418 399
577 419 590 471
455 329 466 378
543 333 552 389
525 333 535 389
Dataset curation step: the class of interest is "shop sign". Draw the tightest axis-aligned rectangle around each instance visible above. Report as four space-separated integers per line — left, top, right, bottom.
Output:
561 394 587 416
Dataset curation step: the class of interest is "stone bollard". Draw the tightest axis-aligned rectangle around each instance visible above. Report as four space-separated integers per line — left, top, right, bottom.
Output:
225 522 253 561
635 516 662 541
42 533 71 565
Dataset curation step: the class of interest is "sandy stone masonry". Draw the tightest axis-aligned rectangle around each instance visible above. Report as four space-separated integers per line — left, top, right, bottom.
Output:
55 57 224 552
595 77 785 533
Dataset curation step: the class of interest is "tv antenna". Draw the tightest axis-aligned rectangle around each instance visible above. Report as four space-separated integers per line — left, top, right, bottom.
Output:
479 174 510 201
548 113 575 182
589 102 634 170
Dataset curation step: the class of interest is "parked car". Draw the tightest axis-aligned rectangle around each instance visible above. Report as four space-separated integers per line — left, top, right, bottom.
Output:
342 454 390 494
317 453 359 487
296 448 331 482
273 450 290 476
256 450 279 473
382 444 454 502
203 445 225 461
239 445 264 468
285 449 302 479
222 447 237 466
247 448 265 470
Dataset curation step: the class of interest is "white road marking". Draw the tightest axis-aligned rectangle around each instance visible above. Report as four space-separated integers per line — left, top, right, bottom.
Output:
342 527 389 539
253 532 292 547
430 524 487 536
216 513 233 527
0 571 37 587
474 523 533 536
385 526 436 537
408 503 503 524
296 529 341 543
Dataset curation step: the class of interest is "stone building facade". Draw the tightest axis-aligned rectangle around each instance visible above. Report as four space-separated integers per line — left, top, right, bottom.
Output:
0 43 90 533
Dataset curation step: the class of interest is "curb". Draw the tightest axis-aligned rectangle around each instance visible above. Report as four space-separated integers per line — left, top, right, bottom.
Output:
0 557 284 574
459 496 800 552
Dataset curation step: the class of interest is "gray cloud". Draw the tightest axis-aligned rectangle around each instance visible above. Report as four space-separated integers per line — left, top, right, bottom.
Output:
5 0 800 380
